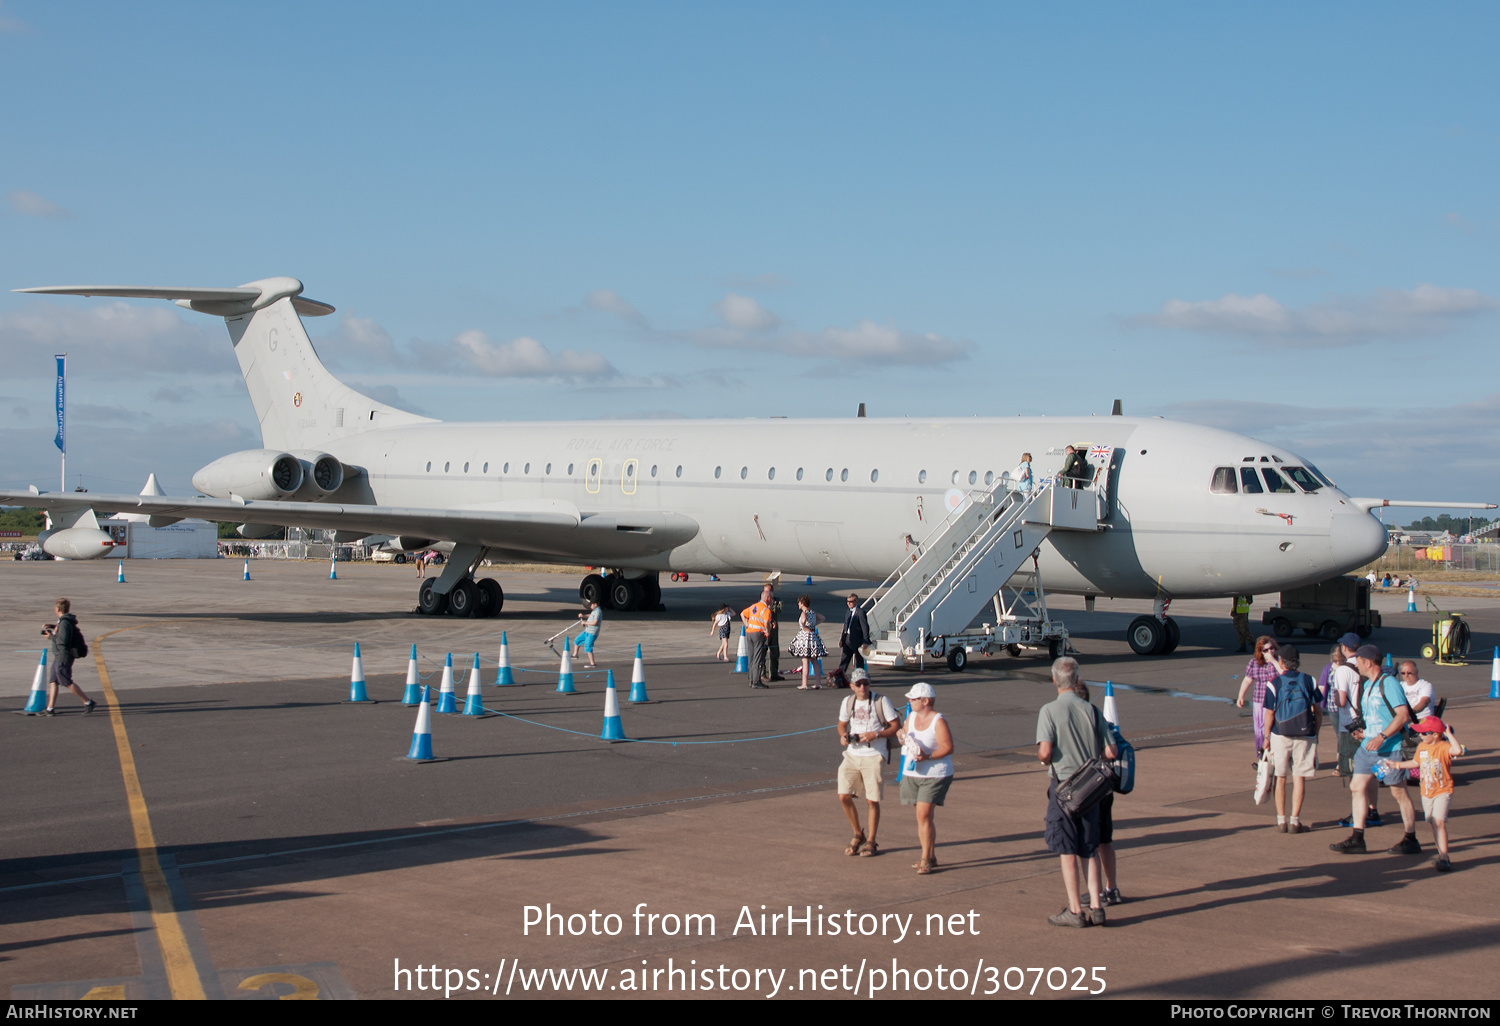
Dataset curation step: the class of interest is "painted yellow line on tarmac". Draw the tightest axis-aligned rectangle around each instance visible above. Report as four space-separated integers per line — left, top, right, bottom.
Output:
93 622 209 1001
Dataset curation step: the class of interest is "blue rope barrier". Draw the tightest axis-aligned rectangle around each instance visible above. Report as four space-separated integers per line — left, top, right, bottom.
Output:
479 705 836 746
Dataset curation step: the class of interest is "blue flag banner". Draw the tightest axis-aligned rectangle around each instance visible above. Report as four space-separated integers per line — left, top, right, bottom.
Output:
54 355 65 454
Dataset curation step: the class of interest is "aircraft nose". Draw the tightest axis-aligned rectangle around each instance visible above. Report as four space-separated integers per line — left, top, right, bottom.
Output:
1330 513 1389 570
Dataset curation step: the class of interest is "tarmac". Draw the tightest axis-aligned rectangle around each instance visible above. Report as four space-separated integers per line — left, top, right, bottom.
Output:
2 558 1497 1001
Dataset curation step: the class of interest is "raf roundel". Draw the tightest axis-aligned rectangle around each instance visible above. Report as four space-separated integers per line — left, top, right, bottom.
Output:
293 392 302 408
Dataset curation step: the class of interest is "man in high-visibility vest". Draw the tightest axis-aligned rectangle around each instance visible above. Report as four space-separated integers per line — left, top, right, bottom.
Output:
1231 594 1253 654
741 587 774 688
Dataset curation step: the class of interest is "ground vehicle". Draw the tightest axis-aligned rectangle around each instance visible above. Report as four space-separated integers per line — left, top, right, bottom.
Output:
1261 576 1380 640
371 548 411 564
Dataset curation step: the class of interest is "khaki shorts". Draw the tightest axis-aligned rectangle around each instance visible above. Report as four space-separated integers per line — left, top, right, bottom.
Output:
837 752 885 801
1270 733 1317 778
1421 792 1452 822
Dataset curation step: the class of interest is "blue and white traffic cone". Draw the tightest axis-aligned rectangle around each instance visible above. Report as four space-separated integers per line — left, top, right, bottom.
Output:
1490 646 1499 700
556 639 576 694
405 687 436 761
117 560 125 584
401 644 421 705
496 631 514 686
1406 584 1417 612
23 650 48 715
1102 680 1119 728
348 642 371 703
1383 652 1393 671
733 627 748 673
600 669 627 741
242 559 251 581
805 576 813 585
463 653 485 715
628 643 649 703
436 653 457 713
329 558 338 580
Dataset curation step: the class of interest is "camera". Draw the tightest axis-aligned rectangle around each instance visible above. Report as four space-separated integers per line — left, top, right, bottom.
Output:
1346 715 1365 735
40 622 55 636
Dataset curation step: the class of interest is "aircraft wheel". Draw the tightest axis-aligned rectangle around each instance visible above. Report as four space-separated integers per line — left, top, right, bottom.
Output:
946 647 967 672
477 578 504 617
1160 617 1181 655
639 576 663 611
1271 617 1293 638
417 578 447 616
1320 620 1343 641
610 577 642 612
579 573 607 606
448 579 479 618
1126 615 1164 656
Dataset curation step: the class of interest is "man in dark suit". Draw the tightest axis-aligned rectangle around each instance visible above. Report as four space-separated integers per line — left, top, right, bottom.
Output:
839 593 871 676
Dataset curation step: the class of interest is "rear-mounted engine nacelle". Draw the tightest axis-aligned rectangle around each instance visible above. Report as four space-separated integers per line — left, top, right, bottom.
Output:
192 449 304 500
287 450 346 500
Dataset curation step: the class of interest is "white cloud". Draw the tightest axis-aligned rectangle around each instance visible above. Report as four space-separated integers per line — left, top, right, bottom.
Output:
320 312 400 365
0 3 26 33
1132 284 1498 347
0 301 229 375
685 317 973 367
449 331 617 380
6 189 68 218
713 292 780 331
584 289 648 327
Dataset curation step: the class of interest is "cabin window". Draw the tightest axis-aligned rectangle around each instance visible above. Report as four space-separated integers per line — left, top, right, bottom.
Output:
984 470 994 486
463 462 469 473
1210 467 1237 494
524 463 530 474
1283 467 1322 493
918 469 927 484
968 470 977 485
826 468 834 482
482 462 488 473
503 463 509 474
626 464 635 478
768 468 776 480
740 467 748 480
675 465 682 478
840 468 849 482
651 465 658 477
715 466 722 479
1239 468 1264 494
951 470 959 484
796 468 804 481
870 469 879 483
425 461 431 472
1261 468 1295 494
567 463 575 475
444 462 450 473
545 463 552 475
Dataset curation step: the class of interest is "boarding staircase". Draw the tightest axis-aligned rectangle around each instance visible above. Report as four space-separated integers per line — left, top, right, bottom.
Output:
864 478 1103 664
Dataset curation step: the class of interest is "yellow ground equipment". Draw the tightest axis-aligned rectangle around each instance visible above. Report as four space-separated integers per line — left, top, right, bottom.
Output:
1421 597 1471 665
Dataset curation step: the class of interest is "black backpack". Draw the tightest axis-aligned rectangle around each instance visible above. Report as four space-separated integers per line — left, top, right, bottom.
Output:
59 618 88 659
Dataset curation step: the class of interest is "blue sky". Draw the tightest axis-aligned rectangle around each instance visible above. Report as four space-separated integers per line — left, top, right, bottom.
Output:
1 2 1496 520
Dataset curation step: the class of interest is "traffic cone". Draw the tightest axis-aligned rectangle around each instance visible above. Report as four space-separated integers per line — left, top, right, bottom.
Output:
628 643 649 703
1383 652 1393 671
805 576 813 585
600 669 627 741
401 644 421 705
1102 680 1119 727
23 650 47 715
463 653 485 715
1406 584 1417 612
556 639 576 694
436 653 457 713
117 560 125 584
405 686 436 761
329 558 338 580
242 559 251 581
1490 646 1499 700
496 631 514 686
734 627 748 673
347 642 372 703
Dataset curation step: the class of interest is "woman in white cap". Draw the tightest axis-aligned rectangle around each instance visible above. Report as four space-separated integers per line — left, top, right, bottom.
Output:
896 682 954 875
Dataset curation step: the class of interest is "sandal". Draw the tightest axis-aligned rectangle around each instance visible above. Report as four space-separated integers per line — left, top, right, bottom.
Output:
911 855 938 869
859 841 880 857
916 859 933 875
845 835 866 856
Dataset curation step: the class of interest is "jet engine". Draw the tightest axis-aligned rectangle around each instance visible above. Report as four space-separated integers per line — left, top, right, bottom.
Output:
287 450 346 500
192 449 304 501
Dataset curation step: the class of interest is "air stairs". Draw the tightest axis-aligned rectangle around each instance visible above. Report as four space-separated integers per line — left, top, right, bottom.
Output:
864 478 1103 670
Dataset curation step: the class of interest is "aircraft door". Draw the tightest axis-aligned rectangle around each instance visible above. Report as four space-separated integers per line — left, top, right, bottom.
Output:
1092 446 1124 522
585 459 602 494
622 459 639 496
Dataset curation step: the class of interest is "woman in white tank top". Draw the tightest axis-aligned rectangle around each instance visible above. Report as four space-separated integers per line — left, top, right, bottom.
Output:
896 682 954 875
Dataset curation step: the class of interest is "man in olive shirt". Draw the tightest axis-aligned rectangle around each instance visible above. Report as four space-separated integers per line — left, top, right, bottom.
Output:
1037 657 1115 927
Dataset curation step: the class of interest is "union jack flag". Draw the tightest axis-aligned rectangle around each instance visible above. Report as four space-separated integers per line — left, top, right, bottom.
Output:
1088 444 1112 461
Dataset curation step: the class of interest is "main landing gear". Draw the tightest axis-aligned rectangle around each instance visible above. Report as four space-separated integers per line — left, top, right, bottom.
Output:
579 570 665 613
1125 596 1180 656
414 544 505 618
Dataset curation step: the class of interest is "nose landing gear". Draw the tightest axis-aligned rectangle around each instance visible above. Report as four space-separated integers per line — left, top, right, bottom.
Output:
1125 597 1179 655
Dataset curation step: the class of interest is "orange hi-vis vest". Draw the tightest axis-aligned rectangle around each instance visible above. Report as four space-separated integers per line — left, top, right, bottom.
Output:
742 601 772 635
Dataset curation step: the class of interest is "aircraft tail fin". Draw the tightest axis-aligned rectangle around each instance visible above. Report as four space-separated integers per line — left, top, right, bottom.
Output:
16 276 435 450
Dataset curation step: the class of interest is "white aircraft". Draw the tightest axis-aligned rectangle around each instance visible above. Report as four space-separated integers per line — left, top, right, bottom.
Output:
6 276 1490 656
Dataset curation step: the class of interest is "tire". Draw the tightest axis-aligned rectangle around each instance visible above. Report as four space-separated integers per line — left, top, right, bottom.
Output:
1452 620 1472 658
1272 617 1293 638
394 553 407 564
1126 615 1164 656
417 578 447 616
1420 642 1437 662
579 573 607 606
1320 620 1343 641
477 578 504 618
640 577 662 611
447 579 479 618
1048 637 1066 660
610 577 642 612
1007 644 1022 658
1356 626 1373 639
946 647 967 672
1301 628 1319 638
1160 617 1181 655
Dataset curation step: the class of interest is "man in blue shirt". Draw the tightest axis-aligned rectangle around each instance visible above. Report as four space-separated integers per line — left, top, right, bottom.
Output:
1330 645 1419 855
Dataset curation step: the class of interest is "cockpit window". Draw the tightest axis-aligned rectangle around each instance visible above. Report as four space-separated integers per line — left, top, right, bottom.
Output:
1240 468 1264 494
1282 467 1322 493
1303 462 1335 489
1210 467 1237 494
1261 468 1295 494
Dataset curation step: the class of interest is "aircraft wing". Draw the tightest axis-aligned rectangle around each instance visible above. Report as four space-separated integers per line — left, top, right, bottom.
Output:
0 489 700 560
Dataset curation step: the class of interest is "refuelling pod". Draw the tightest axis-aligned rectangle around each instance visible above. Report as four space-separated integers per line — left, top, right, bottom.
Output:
236 523 283 539
192 449 304 500
38 508 119 560
288 450 345 500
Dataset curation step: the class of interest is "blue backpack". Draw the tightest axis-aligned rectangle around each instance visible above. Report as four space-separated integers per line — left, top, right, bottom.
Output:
1272 672 1317 737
